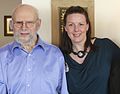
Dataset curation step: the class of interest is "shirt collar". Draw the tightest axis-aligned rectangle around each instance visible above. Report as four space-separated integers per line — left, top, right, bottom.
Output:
35 37 46 51
11 35 46 53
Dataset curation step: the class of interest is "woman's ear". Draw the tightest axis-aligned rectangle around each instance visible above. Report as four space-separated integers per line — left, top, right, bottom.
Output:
64 26 68 32
86 24 89 31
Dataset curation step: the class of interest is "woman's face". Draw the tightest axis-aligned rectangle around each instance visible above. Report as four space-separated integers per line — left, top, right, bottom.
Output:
65 13 89 44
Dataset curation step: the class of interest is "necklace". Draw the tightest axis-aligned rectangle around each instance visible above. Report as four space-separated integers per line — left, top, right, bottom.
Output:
72 50 86 58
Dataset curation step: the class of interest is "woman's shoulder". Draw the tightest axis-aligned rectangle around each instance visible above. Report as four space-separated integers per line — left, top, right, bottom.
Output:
94 37 112 43
94 37 117 46
92 37 119 54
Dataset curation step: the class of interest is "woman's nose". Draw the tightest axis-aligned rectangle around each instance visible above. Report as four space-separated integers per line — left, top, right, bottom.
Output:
74 25 79 32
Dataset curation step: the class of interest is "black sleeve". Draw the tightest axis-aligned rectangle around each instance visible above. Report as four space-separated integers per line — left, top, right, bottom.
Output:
109 44 120 94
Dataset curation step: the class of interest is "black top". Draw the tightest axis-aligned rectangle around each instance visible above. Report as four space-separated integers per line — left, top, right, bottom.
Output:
63 38 120 94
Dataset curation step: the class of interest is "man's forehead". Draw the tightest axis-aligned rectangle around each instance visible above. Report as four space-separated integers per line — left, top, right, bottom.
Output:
12 4 38 20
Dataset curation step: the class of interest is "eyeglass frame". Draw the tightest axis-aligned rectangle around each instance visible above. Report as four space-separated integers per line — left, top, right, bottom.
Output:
13 19 39 28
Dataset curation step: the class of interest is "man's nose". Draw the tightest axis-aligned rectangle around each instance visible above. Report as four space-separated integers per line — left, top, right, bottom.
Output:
22 22 27 29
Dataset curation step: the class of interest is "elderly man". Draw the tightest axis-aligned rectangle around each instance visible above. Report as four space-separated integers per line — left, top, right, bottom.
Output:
0 4 68 94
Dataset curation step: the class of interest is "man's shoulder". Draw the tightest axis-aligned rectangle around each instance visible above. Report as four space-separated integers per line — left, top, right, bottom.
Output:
42 42 63 56
0 42 14 56
43 42 60 51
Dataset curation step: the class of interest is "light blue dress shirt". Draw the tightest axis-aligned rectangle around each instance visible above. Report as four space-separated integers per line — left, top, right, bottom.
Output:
0 38 68 94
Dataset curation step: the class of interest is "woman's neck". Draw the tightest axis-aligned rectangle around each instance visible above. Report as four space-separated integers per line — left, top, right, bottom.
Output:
72 44 84 52
72 37 86 52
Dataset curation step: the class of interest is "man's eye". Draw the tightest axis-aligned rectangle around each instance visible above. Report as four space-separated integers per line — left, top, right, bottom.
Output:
16 22 23 24
68 24 73 26
27 21 33 24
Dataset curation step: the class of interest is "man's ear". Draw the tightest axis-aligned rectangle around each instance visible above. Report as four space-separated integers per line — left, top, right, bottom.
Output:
9 20 14 30
36 19 41 31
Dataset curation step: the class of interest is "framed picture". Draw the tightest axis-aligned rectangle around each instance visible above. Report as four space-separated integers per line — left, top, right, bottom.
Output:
4 16 13 36
59 7 67 33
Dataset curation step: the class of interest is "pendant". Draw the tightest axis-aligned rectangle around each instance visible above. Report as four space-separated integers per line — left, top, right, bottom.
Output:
65 62 69 72
72 50 86 58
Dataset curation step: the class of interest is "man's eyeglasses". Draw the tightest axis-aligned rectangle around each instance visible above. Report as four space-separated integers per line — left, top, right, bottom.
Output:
13 20 38 28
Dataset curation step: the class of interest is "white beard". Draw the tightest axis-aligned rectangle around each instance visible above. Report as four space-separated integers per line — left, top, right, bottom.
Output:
14 31 37 46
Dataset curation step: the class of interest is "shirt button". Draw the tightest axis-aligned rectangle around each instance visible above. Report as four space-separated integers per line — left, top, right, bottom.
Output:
27 84 30 87
28 68 31 71
28 54 31 56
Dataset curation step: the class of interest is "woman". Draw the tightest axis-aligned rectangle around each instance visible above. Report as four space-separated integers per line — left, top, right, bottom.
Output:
60 6 120 94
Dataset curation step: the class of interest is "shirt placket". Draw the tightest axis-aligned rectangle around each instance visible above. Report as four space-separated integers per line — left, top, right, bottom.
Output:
26 53 33 94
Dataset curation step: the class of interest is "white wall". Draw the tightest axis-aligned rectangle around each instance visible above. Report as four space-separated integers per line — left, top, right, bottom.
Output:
95 0 120 46
22 0 120 47
22 0 51 43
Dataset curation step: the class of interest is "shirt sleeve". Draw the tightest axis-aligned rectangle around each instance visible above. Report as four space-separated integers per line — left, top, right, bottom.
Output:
109 51 120 94
108 40 120 94
56 50 69 94
0 58 8 94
